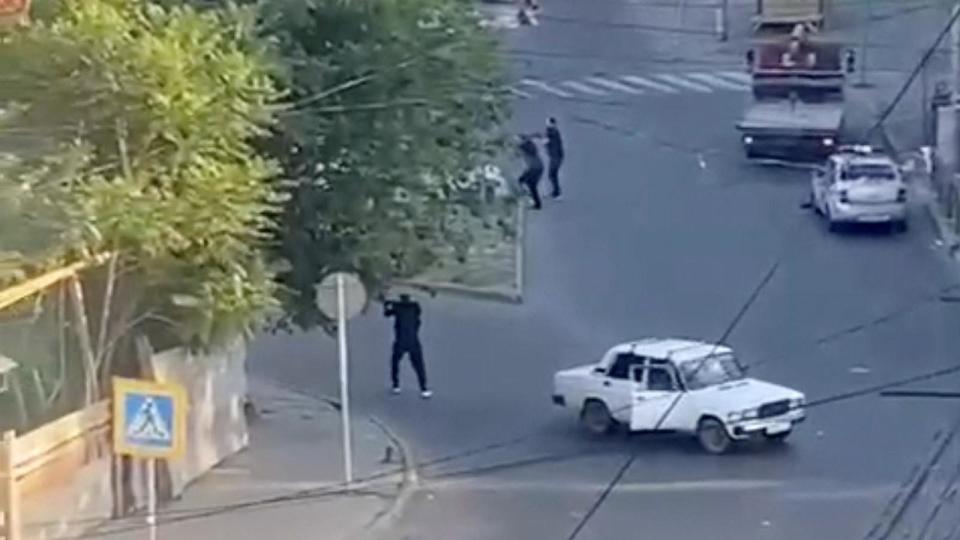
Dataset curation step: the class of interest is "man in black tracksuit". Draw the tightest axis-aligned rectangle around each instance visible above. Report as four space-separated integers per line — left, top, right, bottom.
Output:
544 117 565 198
518 135 544 209
384 294 431 398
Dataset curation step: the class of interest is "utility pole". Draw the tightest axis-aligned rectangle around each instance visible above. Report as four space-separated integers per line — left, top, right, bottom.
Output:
953 3 960 98
854 0 872 87
717 0 728 42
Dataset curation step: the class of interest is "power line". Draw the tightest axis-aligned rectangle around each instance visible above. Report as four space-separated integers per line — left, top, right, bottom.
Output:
54 352 960 539
867 0 960 136
564 453 636 540
537 0 934 8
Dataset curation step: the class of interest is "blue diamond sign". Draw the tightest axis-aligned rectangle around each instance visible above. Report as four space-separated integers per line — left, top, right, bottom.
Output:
112 377 187 460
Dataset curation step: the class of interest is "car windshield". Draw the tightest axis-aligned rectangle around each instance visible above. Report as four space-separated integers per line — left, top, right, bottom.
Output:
840 163 896 181
679 354 746 390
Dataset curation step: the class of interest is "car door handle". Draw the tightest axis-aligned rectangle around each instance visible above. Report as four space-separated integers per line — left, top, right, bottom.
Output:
603 381 611 387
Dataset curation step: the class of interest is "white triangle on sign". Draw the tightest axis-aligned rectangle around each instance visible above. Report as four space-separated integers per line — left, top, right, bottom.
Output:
127 397 172 443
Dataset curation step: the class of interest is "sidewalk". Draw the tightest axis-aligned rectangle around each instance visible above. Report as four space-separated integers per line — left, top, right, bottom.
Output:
94 378 413 540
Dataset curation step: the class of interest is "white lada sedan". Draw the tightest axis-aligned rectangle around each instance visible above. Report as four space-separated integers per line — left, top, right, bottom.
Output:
552 338 805 454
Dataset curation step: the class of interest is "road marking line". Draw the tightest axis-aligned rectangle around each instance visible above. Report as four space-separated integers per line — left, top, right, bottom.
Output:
560 80 609 96
585 76 644 94
654 73 714 92
519 79 574 98
687 72 750 91
718 70 753 85
428 478 783 493
620 75 679 93
426 477 901 502
508 87 534 99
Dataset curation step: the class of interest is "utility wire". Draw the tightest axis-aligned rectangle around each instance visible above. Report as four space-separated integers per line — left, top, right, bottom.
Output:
46 351 960 540
564 453 637 540
71 355 960 539
867 0 960 136
540 0 934 7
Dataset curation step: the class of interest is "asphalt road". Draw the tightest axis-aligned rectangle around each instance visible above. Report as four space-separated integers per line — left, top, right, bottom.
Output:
250 1 960 538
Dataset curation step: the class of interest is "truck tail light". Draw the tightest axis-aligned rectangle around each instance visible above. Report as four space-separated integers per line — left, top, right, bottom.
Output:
897 188 907 202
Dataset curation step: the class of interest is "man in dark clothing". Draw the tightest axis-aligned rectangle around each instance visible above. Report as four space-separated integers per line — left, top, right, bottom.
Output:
383 294 431 398
544 117 565 198
518 135 544 209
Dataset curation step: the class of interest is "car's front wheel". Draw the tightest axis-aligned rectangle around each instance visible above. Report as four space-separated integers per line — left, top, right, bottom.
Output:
580 400 615 436
697 417 732 454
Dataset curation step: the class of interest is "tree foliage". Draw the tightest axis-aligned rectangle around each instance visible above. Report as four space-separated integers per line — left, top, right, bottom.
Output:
242 0 512 330
0 0 282 346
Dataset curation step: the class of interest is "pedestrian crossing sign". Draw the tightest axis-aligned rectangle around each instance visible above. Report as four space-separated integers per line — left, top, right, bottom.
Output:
112 377 187 460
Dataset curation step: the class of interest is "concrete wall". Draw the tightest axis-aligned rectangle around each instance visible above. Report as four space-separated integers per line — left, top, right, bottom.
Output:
150 337 250 497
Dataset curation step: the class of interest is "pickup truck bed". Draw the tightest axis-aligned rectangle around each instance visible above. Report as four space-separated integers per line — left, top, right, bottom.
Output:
736 100 844 160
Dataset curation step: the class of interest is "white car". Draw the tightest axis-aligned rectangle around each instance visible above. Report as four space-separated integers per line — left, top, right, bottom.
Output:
552 338 805 454
811 146 908 233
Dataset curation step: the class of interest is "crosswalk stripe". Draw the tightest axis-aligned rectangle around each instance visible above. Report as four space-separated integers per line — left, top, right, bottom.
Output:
654 73 713 93
686 73 750 91
717 71 753 85
508 87 533 99
519 79 573 98
585 76 644 95
560 80 609 96
619 75 679 94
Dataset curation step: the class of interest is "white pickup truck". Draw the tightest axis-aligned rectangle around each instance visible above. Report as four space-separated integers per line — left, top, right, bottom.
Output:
552 338 805 454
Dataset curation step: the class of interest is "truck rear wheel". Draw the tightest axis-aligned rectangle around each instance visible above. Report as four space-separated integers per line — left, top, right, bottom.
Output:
580 400 614 436
697 417 732 454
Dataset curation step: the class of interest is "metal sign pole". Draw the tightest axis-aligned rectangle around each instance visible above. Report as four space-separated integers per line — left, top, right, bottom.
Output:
146 458 157 540
336 273 354 485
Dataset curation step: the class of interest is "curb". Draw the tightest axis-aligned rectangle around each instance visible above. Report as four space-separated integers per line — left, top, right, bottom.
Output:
864 421 960 539
923 189 960 253
396 202 526 304
872 121 960 262
248 377 419 536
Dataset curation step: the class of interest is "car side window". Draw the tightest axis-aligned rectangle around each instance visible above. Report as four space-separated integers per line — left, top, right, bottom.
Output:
645 367 678 391
608 353 640 379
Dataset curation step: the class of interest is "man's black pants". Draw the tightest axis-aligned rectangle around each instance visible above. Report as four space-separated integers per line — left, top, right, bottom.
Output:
548 156 563 196
391 340 428 391
519 167 543 209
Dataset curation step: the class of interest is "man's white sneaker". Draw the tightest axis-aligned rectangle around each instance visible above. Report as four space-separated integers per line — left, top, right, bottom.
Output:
420 390 433 399
391 387 401 395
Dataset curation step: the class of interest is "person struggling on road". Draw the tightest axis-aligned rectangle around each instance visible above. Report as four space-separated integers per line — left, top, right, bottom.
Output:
384 294 432 398
544 117 565 199
518 135 544 210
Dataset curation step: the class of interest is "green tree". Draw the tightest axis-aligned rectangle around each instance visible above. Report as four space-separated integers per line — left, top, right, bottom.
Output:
0 0 282 352
210 0 513 330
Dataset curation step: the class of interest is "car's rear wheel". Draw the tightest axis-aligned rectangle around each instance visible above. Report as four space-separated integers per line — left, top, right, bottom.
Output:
697 417 732 454
894 220 908 234
580 400 614 436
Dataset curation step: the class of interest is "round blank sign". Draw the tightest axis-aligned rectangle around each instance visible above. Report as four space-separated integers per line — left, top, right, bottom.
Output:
315 272 367 320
